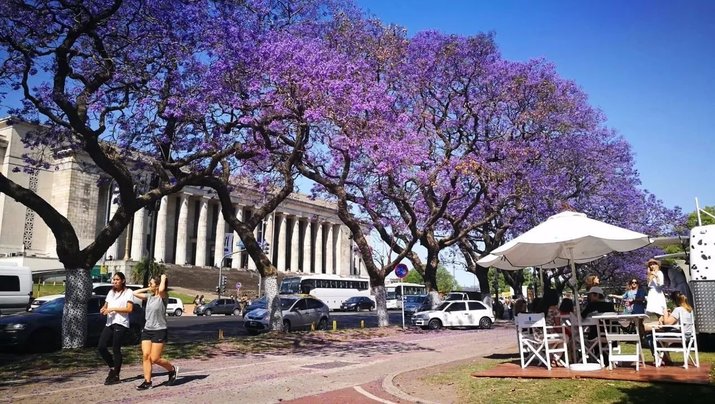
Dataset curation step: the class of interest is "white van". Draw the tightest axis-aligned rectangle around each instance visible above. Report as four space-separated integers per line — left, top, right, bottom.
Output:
0 264 33 315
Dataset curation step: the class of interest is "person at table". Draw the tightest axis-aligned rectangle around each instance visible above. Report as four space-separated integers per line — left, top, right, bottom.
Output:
585 274 600 290
644 259 667 329
581 286 616 338
609 278 641 314
535 288 561 326
647 290 694 365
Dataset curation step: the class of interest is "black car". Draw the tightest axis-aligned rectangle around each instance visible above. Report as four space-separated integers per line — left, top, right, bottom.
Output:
0 295 144 353
339 296 375 312
194 298 241 316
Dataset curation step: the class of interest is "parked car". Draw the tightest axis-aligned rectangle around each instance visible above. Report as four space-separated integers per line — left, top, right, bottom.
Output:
27 294 64 312
166 297 185 317
339 296 375 312
411 300 494 330
403 294 428 316
0 264 32 316
244 295 330 335
445 291 482 302
194 298 241 316
92 283 144 305
242 296 267 317
0 295 144 352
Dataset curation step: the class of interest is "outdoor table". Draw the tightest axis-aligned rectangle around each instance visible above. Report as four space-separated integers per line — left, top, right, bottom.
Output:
592 313 649 370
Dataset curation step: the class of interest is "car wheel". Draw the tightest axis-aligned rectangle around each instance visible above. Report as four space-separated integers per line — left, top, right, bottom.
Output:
233 308 241 316
369 305 374 311
174 309 183 317
28 328 60 353
479 317 493 329
247 329 259 336
318 318 329 330
427 318 442 330
204 309 212 316
283 320 291 332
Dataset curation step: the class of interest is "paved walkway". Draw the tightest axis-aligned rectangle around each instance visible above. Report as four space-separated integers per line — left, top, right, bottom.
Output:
3 324 515 403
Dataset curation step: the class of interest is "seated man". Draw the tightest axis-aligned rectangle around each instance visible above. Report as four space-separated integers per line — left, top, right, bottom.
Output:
581 286 616 339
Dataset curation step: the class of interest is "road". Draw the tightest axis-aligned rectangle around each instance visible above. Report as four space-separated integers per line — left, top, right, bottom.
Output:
169 311 409 343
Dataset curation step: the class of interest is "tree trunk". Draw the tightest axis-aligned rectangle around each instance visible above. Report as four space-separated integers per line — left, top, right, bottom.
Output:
62 268 92 348
372 284 389 327
474 267 493 307
262 276 283 331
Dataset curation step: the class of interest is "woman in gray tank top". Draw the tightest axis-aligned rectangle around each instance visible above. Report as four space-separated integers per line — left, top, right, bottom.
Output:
132 274 179 390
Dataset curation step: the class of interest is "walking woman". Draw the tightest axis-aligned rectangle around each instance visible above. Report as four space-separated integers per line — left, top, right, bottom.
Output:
133 274 178 390
98 272 134 385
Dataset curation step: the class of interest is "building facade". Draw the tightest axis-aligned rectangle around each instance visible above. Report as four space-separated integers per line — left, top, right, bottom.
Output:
0 118 366 278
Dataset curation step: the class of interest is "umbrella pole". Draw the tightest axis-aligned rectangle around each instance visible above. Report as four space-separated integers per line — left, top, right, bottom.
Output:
568 248 601 371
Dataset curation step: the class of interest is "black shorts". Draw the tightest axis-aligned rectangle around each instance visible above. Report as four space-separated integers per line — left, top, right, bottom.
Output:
141 328 168 343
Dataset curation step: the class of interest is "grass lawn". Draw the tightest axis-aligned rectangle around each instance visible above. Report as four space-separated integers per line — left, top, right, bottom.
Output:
424 349 715 403
33 283 65 297
34 283 193 304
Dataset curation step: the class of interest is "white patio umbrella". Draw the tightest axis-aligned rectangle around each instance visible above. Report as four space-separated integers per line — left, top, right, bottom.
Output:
487 211 652 371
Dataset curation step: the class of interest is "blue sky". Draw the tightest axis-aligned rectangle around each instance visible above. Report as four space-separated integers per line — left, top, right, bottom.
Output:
357 0 715 214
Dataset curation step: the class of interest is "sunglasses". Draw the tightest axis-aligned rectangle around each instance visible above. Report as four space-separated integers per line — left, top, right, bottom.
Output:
630 281 638 284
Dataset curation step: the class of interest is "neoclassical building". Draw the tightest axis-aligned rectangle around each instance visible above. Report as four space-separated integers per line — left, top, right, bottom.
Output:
0 117 365 277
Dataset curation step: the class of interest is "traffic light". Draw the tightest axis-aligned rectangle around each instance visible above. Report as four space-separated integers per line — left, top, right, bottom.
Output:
215 286 220 293
221 275 228 287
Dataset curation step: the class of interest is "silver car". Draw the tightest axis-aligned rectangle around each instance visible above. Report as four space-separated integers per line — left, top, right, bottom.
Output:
244 295 330 334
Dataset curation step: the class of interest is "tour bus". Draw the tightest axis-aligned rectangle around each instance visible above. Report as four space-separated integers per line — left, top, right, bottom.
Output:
279 274 371 310
386 282 427 310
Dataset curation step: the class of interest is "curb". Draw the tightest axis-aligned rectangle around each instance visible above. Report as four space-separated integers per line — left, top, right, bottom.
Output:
380 342 517 404
382 370 441 404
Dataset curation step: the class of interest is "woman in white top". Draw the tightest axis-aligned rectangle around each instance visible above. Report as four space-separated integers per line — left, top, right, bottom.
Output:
645 259 667 318
98 272 134 385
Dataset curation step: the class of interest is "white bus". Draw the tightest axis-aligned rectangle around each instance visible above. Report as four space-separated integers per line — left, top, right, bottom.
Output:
279 275 371 310
386 282 427 309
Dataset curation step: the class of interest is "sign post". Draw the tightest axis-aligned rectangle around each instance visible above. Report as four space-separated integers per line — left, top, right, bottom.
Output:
395 263 409 329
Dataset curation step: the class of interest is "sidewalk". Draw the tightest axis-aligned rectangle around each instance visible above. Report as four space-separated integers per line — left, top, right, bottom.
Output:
3 322 516 403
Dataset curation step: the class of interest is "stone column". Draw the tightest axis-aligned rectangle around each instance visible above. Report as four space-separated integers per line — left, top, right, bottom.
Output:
290 216 300 271
335 225 343 276
325 223 334 274
276 213 287 271
214 205 227 267
105 188 120 260
195 197 209 267
231 206 242 269
130 208 147 260
175 194 189 265
153 196 169 263
314 222 323 274
248 214 258 271
264 212 274 259
302 219 312 272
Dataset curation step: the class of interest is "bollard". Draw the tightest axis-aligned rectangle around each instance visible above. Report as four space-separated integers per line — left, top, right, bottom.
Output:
332 320 337 331
311 322 315 331
218 328 224 340
360 320 365 329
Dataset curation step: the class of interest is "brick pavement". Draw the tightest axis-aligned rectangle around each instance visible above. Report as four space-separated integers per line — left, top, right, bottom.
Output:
3 323 515 403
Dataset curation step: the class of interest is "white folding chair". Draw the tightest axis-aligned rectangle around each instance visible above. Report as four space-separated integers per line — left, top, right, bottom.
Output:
599 317 645 370
516 313 566 369
651 319 699 369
